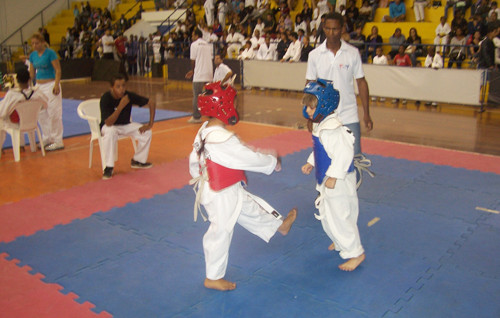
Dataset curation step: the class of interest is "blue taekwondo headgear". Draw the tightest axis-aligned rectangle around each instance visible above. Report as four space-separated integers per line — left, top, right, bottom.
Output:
302 79 340 123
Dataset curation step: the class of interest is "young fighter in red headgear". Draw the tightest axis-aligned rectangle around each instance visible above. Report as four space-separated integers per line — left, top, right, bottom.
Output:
189 81 297 291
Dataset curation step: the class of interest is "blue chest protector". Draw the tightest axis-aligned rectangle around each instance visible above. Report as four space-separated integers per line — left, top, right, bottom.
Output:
313 135 331 184
312 135 354 185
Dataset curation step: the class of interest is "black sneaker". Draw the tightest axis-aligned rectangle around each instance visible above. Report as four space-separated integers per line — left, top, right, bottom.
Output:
131 159 153 169
102 167 113 179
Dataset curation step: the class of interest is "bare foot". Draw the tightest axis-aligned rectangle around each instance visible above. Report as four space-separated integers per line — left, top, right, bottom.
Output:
278 208 297 235
204 278 236 291
339 253 366 272
328 242 335 251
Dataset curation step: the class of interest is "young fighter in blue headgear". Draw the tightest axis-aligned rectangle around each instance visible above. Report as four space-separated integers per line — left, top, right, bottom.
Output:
301 79 365 271
189 81 297 291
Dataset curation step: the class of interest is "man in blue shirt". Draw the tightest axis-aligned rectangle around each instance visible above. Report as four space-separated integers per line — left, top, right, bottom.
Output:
383 0 406 22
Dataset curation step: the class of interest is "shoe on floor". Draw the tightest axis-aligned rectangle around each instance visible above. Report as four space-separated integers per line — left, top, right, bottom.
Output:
45 142 64 151
187 116 202 124
425 102 432 106
379 98 386 102
431 102 438 106
131 159 153 169
371 97 376 101
102 166 113 179
402 99 407 104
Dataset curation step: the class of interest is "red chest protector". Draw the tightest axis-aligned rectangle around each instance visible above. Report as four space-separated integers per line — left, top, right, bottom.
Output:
205 159 247 191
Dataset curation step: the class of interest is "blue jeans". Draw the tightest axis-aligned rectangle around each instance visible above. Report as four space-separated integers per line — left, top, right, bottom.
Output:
345 122 362 155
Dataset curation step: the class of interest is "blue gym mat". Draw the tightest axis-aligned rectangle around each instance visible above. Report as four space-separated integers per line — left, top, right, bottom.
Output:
1 98 189 148
1 149 499 317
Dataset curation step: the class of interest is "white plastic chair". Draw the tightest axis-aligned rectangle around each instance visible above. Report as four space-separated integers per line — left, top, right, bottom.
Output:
0 99 46 162
77 98 137 171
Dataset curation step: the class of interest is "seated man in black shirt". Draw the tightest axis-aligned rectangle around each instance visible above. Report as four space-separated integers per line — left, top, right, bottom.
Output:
100 73 156 179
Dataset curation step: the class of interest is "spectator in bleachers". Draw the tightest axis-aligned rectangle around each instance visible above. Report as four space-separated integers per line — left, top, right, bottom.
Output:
294 14 308 33
423 45 443 106
73 4 80 18
393 44 412 66
300 0 313 23
205 0 216 26
256 34 277 60
467 14 487 38
59 37 69 60
388 27 406 59
313 14 327 46
488 11 499 23
226 26 246 58
477 22 499 69
406 27 424 66
250 29 265 52
314 0 331 31
218 0 230 29
118 14 129 32
489 1 500 19
371 46 388 102
126 35 139 75
391 44 411 104
100 29 115 60
424 45 443 68
448 26 467 68
451 11 467 37
238 40 257 59
262 9 277 34
349 23 366 61
358 0 372 24
468 30 482 65
434 16 451 54
309 28 318 47
300 36 314 61
383 0 406 22
366 25 383 60
281 32 302 62
494 27 500 67
413 0 428 22
276 32 291 60
346 0 360 22
443 0 457 21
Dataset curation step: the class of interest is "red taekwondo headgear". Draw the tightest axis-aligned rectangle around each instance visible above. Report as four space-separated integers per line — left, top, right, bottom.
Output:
198 81 239 125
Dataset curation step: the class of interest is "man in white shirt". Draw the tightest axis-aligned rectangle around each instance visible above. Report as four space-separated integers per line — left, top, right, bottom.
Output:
100 29 115 59
226 27 246 58
306 12 372 157
256 34 277 61
434 16 451 54
281 32 302 62
213 54 234 85
185 29 213 123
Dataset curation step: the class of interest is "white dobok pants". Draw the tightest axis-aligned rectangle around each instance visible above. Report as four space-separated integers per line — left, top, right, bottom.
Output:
101 122 152 168
315 172 364 259
37 81 63 144
202 183 283 280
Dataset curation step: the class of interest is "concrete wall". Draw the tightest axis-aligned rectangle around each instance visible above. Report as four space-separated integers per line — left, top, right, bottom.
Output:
0 0 74 47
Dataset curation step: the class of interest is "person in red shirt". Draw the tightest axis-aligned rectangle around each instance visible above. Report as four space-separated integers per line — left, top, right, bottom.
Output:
391 45 411 104
114 33 128 78
392 45 411 66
